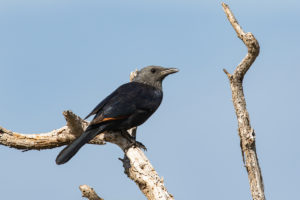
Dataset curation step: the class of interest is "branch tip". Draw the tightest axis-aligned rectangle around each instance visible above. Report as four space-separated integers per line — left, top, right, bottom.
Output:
79 185 103 200
63 110 87 136
221 2 228 9
222 2 245 39
63 110 81 123
223 68 232 79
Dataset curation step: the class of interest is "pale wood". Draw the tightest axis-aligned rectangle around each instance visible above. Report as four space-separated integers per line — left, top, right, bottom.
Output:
79 185 104 200
222 3 265 200
0 111 104 150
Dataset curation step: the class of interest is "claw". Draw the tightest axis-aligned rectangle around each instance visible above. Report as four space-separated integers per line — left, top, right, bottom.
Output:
133 141 147 151
121 130 147 151
124 140 147 152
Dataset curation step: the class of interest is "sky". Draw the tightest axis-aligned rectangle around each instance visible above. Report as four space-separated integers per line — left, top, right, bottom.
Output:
0 0 299 199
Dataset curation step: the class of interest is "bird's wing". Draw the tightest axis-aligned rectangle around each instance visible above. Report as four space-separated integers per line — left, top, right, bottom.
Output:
84 88 119 119
88 82 162 125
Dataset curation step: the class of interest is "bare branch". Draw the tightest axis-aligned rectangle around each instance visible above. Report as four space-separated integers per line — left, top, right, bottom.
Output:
222 3 265 200
79 185 104 200
120 149 174 200
63 110 88 137
0 110 105 150
222 3 260 80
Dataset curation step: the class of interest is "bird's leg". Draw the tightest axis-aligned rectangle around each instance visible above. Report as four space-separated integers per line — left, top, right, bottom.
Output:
128 127 137 140
121 130 147 151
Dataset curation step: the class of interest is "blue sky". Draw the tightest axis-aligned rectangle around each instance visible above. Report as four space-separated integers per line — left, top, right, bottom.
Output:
0 0 299 199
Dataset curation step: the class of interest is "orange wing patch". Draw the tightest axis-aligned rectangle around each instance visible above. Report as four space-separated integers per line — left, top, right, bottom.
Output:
90 115 128 125
101 117 126 122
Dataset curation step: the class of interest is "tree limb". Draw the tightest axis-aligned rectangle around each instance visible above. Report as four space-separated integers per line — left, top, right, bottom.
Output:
222 3 265 200
79 185 104 200
0 111 104 150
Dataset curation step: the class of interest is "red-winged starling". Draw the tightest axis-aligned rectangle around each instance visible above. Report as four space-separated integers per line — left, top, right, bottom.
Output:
56 65 178 165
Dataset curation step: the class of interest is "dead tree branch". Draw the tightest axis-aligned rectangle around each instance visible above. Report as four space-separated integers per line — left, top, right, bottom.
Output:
0 71 173 200
0 111 104 150
222 3 265 200
79 185 104 200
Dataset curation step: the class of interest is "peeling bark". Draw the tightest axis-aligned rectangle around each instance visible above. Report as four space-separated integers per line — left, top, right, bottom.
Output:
121 149 173 200
222 3 265 200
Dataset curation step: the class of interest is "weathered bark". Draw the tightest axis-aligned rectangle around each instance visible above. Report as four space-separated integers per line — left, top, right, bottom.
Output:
0 111 103 150
121 148 173 200
222 3 265 200
80 185 104 200
0 71 173 200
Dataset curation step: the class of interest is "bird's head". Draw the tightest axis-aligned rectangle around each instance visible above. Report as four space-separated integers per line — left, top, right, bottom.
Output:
132 65 179 90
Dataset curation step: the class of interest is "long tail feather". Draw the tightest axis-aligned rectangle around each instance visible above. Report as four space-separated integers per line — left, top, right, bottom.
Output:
56 126 104 165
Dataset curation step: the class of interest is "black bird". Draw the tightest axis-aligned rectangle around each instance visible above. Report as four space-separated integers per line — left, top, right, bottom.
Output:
56 65 178 165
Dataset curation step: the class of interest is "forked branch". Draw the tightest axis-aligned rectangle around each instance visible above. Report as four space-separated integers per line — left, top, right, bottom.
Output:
222 3 265 200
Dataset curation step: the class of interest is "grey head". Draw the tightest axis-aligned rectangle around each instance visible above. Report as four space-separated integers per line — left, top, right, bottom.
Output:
132 65 179 90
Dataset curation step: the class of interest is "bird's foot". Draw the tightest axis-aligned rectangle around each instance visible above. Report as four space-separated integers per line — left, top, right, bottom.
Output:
124 140 147 152
132 140 147 151
121 130 147 151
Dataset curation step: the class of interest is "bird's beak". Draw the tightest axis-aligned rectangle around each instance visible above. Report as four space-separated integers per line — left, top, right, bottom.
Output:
161 68 179 77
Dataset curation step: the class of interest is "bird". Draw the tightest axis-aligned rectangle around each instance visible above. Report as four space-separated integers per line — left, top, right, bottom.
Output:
56 65 178 165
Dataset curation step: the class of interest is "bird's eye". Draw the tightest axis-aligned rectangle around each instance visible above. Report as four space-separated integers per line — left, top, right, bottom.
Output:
151 68 156 73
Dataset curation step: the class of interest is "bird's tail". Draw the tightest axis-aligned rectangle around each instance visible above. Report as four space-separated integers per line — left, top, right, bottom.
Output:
56 126 105 165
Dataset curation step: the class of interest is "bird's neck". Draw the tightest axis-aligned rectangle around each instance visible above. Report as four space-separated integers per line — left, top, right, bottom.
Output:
132 79 162 91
